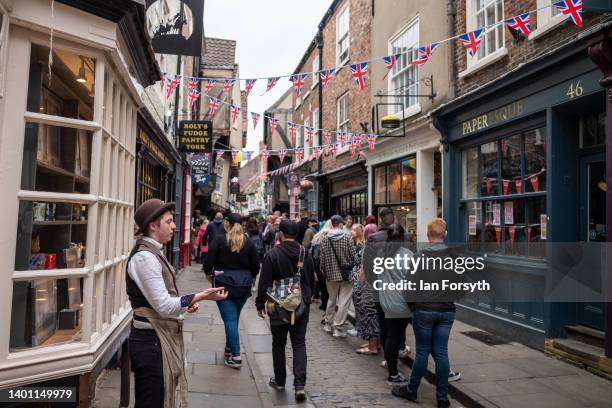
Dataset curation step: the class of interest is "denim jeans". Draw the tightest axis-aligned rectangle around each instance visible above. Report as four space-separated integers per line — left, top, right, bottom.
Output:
408 309 455 401
217 296 248 358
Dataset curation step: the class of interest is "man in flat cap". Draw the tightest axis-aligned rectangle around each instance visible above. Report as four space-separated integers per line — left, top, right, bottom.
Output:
127 199 227 408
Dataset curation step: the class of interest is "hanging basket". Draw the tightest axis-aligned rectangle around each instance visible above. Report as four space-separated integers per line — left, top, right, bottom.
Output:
300 180 314 191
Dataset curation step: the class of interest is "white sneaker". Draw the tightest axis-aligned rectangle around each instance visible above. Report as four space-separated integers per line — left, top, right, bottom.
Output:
332 329 347 338
380 360 387 368
322 324 332 333
346 328 358 337
448 369 461 382
398 346 411 358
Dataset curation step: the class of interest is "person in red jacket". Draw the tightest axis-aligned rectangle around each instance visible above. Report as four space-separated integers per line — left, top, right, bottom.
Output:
195 218 209 265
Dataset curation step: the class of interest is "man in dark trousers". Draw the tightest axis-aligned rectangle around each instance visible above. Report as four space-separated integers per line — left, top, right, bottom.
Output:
296 207 310 244
201 212 226 248
256 220 315 402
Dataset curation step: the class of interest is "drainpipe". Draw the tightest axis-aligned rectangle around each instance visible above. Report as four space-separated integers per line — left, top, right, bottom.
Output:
447 0 456 100
316 28 324 219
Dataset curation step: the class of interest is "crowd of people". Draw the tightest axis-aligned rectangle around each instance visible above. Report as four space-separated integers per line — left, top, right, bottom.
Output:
127 198 461 407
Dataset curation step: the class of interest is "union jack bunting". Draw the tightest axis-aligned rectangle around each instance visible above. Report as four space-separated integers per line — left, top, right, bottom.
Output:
458 29 484 58
270 118 280 136
350 137 357 156
230 105 241 125
331 143 339 159
350 62 368 91
314 146 323 159
188 78 199 91
231 150 238 162
382 53 402 80
291 73 308 96
246 151 253 161
554 0 583 27
261 150 270 161
295 148 303 162
324 144 331 156
413 43 440 65
288 122 298 144
245 79 257 97
504 13 532 37
216 151 224 161
323 130 332 144
204 79 215 93
367 134 377 152
320 68 335 88
188 89 200 109
265 77 280 93
208 97 220 117
165 74 181 99
222 79 236 94
305 126 314 145
278 149 287 163
337 132 346 146
251 112 261 129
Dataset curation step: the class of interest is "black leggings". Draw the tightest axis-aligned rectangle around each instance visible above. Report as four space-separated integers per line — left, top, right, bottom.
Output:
129 328 163 408
384 318 410 376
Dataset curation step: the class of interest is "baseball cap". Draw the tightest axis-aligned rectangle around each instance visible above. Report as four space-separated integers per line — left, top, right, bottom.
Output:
279 219 298 237
225 213 242 225
330 215 344 226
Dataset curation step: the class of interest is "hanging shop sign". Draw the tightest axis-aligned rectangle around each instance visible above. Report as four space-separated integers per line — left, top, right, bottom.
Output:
178 120 212 153
145 0 204 57
461 100 524 136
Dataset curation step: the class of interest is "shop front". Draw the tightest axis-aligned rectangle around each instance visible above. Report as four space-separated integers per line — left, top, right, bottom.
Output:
436 40 608 353
0 0 159 401
320 163 368 224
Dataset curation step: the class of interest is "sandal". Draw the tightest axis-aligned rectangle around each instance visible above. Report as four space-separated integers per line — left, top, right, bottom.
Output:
356 346 379 355
359 343 381 351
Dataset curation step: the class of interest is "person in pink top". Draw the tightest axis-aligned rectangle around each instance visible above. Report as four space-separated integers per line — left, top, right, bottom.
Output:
195 219 209 265
363 215 378 240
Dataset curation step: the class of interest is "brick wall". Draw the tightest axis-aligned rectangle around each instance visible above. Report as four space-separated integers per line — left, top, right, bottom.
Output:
454 0 610 97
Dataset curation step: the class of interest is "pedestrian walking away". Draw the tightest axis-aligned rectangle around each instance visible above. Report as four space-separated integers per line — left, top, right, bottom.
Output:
204 213 260 369
194 218 209 265
256 219 316 401
126 199 227 408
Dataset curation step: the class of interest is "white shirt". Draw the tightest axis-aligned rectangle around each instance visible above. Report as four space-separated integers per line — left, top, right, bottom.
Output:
128 237 186 329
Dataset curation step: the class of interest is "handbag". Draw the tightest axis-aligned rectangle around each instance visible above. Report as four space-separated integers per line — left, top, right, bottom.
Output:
329 239 354 282
265 246 306 326
214 268 253 298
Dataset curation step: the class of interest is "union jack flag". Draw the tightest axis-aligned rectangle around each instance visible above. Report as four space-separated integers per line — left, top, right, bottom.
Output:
331 143 339 159
261 150 270 161
245 79 257 97
216 151 224 161
367 134 377 152
337 132 346 146
504 13 532 37
208 97 220 117
291 73 308 96
314 146 323 159
278 149 287 163
351 63 368 91
231 150 239 162
204 79 215 93
265 77 280 93
554 0 583 28
458 29 483 58
350 136 357 156
188 89 200 109
188 78 199 91
288 122 298 144
246 151 253 161
413 43 440 66
270 118 280 136
251 112 261 129
382 53 402 80
230 105 241 125
222 79 236 94
320 68 335 88
305 126 314 145
323 130 332 144
295 148 303 162
165 74 181 99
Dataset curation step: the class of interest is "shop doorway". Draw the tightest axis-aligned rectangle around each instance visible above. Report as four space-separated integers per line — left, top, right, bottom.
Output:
578 154 606 330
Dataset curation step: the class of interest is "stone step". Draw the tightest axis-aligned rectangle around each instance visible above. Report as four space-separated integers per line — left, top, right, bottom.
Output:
545 337 612 379
565 325 605 348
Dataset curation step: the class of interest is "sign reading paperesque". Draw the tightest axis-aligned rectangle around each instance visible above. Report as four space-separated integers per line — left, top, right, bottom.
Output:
179 120 212 153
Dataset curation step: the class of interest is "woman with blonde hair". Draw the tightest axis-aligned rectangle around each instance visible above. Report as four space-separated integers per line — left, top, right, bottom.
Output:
204 213 260 368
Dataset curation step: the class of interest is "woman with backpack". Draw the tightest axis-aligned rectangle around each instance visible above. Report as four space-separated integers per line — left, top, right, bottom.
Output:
247 217 266 262
204 213 260 369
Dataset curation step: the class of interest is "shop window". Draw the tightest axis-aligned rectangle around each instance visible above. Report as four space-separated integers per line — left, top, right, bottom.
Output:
580 112 606 148
336 5 349 65
524 129 546 193
401 158 417 202
388 162 402 203
389 18 419 114
501 135 521 195
467 201 482 251
337 92 349 133
375 166 386 204
504 199 526 257
139 158 163 205
480 141 498 196
527 197 547 258
462 146 478 199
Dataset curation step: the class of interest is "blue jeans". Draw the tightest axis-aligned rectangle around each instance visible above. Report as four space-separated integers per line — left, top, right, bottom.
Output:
217 297 248 358
408 309 455 401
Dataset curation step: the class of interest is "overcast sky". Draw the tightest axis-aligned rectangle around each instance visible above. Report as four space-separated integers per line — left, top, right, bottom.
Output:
204 0 331 153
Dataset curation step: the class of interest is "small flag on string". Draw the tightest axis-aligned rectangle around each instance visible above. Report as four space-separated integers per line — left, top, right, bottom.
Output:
222 79 236 94
324 144 331 156
323 130 332 144
278 149 287 163
246 151 253 161
216 151 224 161
230 105 241 125
367 134 377 152
265 77 280 93
504 13 532 37
188 89 200 109
350 62 368 91
315 146 323 159
270 118 280 136
554 0 582 27
165 74 181 99
305 126 314 145
459 29 484 58
291 73 308 96
295 148 303 162
204 79 215 93
245 79 257 97
320 68 335 88
208 97 220 117
288 122 298 144
231 150 238 162
337 132 346 146
413 43 440 65
350 136 357 156
332 143 339 159
382 53 402 80
188 78 199 91
261 150 270 161
251 112 261 129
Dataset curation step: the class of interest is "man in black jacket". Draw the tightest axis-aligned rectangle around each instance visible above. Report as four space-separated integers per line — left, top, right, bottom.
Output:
201 212 226 247
256 220 315 402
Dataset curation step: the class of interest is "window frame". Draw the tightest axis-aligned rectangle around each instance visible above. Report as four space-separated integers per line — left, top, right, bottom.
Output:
530 0 567 40
336 91 349 133
0 1 9 98
388 16 421 118
462 0 507 75
304 117 311 159
336 4 350 66
311 55 319 88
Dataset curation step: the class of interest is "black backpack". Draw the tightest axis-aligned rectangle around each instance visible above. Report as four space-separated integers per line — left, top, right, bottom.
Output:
250 233 265 260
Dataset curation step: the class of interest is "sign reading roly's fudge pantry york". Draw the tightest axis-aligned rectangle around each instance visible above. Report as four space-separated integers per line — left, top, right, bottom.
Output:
178 120 212 153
